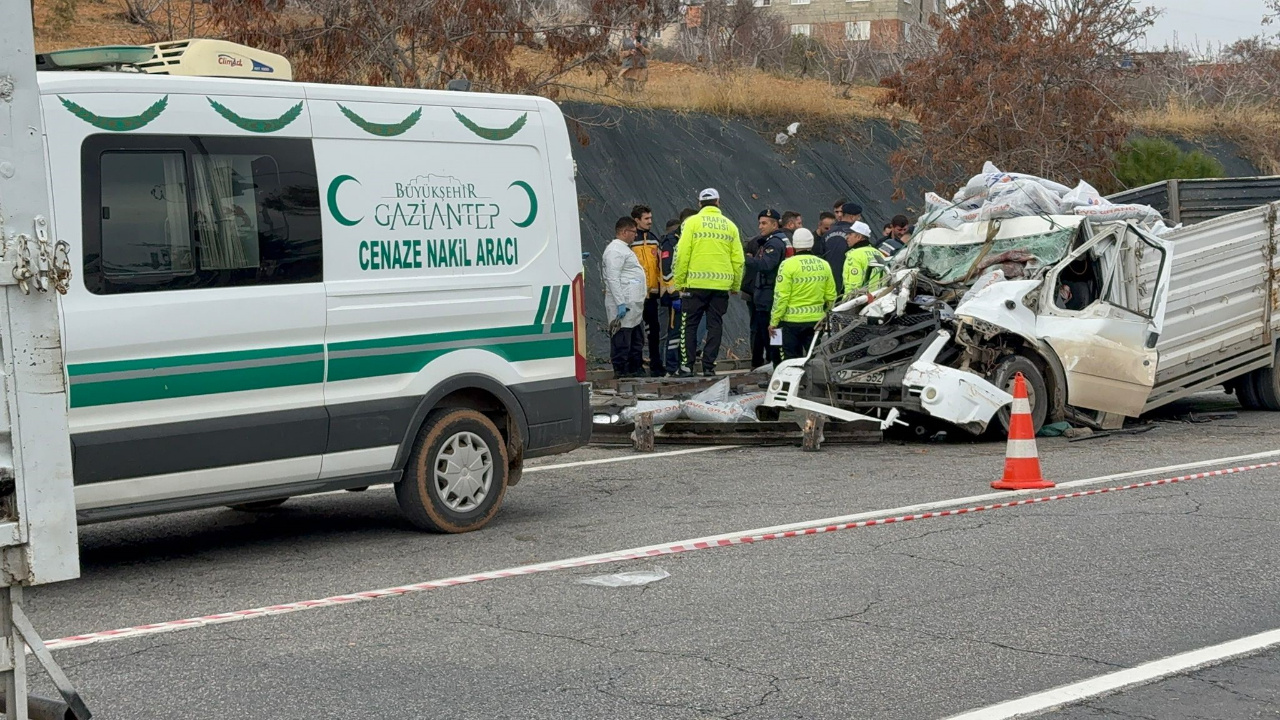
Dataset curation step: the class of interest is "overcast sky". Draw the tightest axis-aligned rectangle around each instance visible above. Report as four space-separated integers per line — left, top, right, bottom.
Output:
1139 0 1270 49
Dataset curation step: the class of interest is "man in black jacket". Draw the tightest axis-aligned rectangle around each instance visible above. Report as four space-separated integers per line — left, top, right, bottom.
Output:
822 202 863 296
744 209 787 368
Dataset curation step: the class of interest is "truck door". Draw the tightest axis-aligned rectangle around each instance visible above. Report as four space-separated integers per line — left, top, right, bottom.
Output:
1037 226 1172 416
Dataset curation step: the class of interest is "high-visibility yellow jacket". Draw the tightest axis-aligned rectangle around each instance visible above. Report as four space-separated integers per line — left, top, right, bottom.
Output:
673 206 744 292
842 244 885 296
770 253 836 327
629 229 662 294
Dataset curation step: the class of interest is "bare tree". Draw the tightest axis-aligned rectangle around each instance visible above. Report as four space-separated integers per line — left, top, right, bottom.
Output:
122 0 218 39
880 0 1159 193
194 0 640 95
669 2 788 71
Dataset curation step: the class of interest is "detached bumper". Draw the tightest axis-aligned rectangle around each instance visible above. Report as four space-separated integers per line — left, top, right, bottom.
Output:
901 332 1012 433
765 332 1012 434
763 360 903 430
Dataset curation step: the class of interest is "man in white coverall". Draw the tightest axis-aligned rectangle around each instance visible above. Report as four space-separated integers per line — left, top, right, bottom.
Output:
603 216 649 377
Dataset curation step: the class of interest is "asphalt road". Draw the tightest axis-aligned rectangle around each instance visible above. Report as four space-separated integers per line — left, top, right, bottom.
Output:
21 391 1280 719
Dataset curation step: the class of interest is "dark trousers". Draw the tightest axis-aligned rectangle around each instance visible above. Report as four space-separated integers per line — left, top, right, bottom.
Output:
747 297 762 366
751 308 781 368
780 322 817 361
610 324 645 375
665 304 702 373
681 289 729 371
643 296 663 376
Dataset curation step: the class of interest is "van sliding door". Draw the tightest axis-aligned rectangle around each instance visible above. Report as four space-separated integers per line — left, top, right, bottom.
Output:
65 132 328 508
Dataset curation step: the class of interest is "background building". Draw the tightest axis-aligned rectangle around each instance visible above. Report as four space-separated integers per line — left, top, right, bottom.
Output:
748 0 939 51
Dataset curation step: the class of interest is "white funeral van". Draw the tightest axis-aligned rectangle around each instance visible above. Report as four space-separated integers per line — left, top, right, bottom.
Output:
34 41 590 532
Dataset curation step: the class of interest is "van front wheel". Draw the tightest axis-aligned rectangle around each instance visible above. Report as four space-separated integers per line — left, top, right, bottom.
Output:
396 408 509 533
986 354 1048 438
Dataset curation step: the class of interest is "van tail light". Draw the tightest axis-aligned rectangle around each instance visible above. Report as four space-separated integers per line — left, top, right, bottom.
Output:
571 272 587 383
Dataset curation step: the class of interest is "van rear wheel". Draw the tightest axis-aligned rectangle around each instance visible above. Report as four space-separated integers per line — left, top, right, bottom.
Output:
396 408 509 533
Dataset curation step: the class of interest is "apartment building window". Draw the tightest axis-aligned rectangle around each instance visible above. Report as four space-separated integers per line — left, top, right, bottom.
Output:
847 0 870 3
845 20 870 41
752 0 771 6
791 23 812 36
790 0 811 4
904 23 912 41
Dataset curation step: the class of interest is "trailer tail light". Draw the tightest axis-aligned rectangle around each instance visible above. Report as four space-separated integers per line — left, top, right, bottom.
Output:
572 272 587 383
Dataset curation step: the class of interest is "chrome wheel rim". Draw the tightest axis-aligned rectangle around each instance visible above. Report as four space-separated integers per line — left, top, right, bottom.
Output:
433 431 493 512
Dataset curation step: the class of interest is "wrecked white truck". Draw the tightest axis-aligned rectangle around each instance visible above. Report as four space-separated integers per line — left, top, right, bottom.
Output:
763 176 1280 436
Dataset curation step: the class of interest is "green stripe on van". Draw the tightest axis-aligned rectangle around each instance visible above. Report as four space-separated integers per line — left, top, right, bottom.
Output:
68 344 323 377
328 336 571 382
66 321 575 408
533 286 551 325
327 323 571 382
71 358 324 408
554 285 570 325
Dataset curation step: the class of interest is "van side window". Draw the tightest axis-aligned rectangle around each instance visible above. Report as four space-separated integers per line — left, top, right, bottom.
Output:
82 135 322 294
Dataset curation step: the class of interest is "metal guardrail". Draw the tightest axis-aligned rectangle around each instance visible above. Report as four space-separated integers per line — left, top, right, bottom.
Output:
1108 176 1280 225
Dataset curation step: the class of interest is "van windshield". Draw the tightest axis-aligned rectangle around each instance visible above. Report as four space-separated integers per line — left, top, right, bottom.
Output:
904 226 1077 284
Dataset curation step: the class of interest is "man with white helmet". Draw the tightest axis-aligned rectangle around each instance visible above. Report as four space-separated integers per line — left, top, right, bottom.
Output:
841 220 886 298
769 228 837 361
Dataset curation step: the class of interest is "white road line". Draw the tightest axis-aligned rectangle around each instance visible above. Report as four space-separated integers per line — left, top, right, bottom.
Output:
525 445 735 472
310 445 737 496
942 627 1280 720
321 446 1280 498
46 449 1280 651
676 448 1280 545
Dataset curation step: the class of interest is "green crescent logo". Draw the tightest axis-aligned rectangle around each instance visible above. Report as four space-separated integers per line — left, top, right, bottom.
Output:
59 95 168 132
207 98 304 133
327 175 362 226
453 110 528 141
510 181 538 228
338 104 423 137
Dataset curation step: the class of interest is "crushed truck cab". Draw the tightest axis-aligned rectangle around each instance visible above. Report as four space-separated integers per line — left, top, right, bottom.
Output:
765 212 1183 435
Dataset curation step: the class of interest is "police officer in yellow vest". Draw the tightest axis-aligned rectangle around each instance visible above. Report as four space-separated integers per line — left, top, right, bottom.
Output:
841 221 885 300
769 228 836 360
673 188 745 377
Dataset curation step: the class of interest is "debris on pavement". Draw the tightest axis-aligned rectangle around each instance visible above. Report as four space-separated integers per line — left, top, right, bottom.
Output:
1182 411 1239 424
1062 426 1094 440
620 400 682 425
1067 425 1157 443
1038 421 1072 437
577 568 670 587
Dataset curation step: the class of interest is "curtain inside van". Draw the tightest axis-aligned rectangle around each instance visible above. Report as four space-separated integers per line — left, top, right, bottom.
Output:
192 154 259 271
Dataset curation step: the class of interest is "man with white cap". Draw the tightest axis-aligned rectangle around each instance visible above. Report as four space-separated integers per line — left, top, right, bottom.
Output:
841 220 885 298
769 228 836 361
672 188 745 377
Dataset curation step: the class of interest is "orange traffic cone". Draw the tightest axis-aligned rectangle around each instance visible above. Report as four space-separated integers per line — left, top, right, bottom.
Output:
991 372 1055 490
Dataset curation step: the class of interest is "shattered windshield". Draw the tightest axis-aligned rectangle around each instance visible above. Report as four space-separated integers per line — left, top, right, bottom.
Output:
904 226 1078 284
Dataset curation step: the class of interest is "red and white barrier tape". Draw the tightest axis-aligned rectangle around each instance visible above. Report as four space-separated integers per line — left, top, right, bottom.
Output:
44 459 1280 652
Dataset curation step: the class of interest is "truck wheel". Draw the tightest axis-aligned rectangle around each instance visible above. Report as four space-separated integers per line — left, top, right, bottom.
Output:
229 498 288 511
987 355 1048 438
1252 356 1280 411
1234 374 1264 410
396 408 509 533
